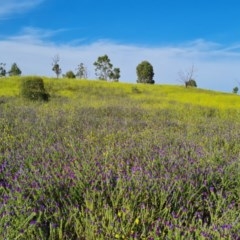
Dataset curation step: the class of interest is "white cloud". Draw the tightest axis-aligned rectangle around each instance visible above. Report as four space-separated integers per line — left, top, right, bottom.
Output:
8 27 68 44
0 0 44 17
1 31 240 92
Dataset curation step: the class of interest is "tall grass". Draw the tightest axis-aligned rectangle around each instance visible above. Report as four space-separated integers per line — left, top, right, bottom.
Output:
0 77 240 239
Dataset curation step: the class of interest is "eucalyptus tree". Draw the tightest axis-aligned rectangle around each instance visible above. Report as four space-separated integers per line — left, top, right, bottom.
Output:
76 63 88 79
94 55 113 80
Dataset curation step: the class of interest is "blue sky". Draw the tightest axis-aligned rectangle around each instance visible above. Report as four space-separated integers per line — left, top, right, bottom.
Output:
1 0 240 92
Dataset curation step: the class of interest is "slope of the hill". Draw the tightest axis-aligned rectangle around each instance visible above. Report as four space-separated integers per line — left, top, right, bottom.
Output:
0 76 240 239
0 76 240 111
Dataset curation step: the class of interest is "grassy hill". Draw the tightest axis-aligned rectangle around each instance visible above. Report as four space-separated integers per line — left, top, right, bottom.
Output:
0 77 240 239
1 76 240 109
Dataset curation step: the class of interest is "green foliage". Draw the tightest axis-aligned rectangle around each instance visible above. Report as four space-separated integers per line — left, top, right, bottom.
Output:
52 64 61 78
64 70 76 79
20 76 49 101
131 86 141 93
233 86 238 94
109 67 121 82
186 79 197 87
52 55 62 78
0 63 6 77
136 60 155 84
76 63 87 79
94 54 113 80
8 62 22 76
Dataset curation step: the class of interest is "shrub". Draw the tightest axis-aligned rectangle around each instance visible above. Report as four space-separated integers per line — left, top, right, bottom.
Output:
131 86 141 93
186 79 197 87
0 97 7 104
233 86 238 94
20 76 49 101
64 70 76 79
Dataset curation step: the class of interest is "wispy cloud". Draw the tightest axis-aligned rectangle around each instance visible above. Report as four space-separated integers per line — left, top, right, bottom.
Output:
0 0 44 18
1 32 240 92
7 27 68 44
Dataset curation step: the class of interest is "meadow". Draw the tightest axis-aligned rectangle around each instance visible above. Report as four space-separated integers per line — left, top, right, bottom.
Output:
0 77 240 239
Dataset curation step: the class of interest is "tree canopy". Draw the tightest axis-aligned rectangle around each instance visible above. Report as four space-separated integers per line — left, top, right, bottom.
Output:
94 55 113 80
136 61 154 84
76 63 88 79
233 86 239 94
109 68 121 82
8 63 22 76
0 63 6 77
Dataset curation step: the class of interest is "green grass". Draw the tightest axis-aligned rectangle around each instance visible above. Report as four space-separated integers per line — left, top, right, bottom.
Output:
0 76 240 239
1 76 240 109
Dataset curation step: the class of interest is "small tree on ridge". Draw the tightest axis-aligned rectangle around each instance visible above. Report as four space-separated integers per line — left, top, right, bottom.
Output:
136 61 155 84
0 63 6 77
76 63 88 79
109 68 121 82
8 63 22 76
52 55 62 78
94 55 113 81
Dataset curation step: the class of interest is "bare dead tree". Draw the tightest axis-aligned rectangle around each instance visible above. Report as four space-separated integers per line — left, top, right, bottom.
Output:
178 64 197 87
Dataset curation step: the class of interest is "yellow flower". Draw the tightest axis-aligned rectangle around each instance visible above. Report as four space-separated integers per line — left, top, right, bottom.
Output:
115 234 120 239
135 218 140 225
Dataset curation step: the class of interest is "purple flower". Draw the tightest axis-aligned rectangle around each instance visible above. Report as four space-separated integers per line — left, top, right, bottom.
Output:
30 220 37 225
210 186 215 192
221 224 232 230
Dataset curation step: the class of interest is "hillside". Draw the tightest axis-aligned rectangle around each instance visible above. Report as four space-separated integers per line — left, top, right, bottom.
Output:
0 76 240 239
1 76 240 110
